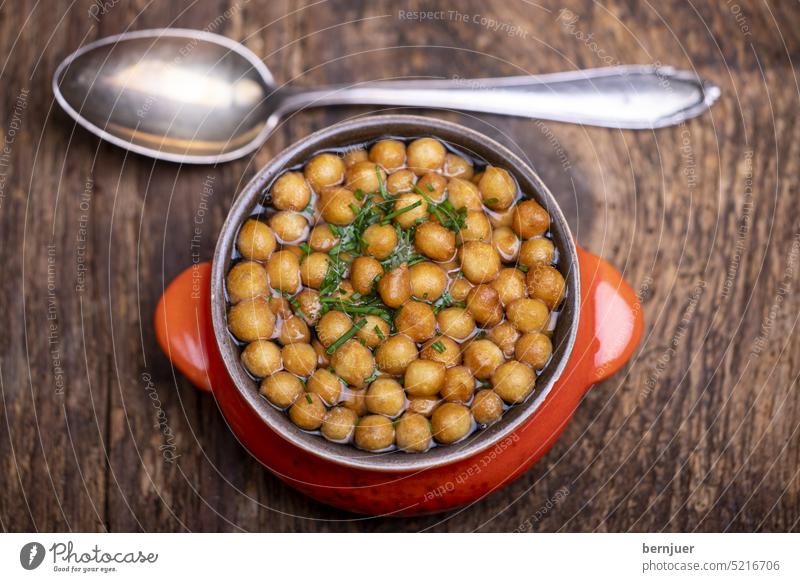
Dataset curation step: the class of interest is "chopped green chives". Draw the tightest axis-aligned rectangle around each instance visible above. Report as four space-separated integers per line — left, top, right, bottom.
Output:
326 318 367 354
432 341 446 353
381 200 422 225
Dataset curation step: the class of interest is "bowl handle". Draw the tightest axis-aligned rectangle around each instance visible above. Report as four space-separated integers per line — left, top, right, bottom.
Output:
154 262 218 392
574 245 644 384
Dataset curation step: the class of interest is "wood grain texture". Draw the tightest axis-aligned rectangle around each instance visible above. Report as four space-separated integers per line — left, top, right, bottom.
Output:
0 0 798 532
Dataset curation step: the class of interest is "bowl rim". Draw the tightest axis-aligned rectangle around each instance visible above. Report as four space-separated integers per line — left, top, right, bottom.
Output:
211 114 580 472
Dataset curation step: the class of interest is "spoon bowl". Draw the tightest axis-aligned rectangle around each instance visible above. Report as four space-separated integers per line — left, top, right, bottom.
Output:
54 28 720 164
53 29 279 163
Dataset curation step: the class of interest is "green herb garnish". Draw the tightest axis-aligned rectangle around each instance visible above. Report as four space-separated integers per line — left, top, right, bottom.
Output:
305 394 313 404
374 325 385 340
432 341 446 353
415 186 467 233
381 199 422 225
282 291 306 319
326 318 367 354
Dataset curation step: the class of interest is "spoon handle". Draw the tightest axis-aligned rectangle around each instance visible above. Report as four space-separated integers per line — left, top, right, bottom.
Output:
277 65 719 129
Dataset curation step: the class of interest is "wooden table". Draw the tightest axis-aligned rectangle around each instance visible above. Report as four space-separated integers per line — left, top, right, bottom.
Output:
1 0 798 532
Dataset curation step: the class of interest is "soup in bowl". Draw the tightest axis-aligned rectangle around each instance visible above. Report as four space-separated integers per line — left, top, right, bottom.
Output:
224 132 568 456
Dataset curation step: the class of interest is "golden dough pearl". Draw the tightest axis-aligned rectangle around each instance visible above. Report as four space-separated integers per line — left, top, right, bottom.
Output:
465 284 504 327
316 311 353 348
395 412 433 453
460 241 501 284
491 360 536 404
441 366 476 403
375 334 418 375
289 392 326 430
345 160 386 194
437 307 476 341
414 221 456 262
260 371 303 408
449 277 473 302
369 139 406 171
492 226 520 262
269 295 293 319
410 261 448 301
237 219 277 261
431 402 472 444
331 339 375 388
361 223 398 260
407 137 446 175
446 178 483 210
228 297 276 342
506 297 550 333
241 340 282 377
526 264 565 309
443 153 474 179
271 171 311 211
515 332 553 369
266 250 301 293
307 368 343 406
407 395 441 418
269 211 308 243
478 167 516 210
511 199 550 238
417 172 448 201
386 169 416 194
296 289 322 325
395 301 437 343
299 252 330 290
491 268 527 306
519 237 555 267
377 263 412 308
488 321 520 358
404 358 446 397
226 261 269 303
354 414 395 451
458 210 492 244
343 148 368 168
420 336 462 367
350 256 384 295
392 193 429 229
355 315 390 349
321 406 358 442
462 339 505 380
309 223 339 252
342 388 368 416
278 316 310 345
305 153 345 192
319 187 361 226
281 343 317 377
471 389 504 425
366 376 406 417
312 339 330 368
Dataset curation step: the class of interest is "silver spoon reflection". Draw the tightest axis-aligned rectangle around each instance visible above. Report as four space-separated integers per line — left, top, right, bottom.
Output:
53 28 720 164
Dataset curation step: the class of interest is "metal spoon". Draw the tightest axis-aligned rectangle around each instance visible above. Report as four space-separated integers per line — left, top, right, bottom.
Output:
53 28 720 165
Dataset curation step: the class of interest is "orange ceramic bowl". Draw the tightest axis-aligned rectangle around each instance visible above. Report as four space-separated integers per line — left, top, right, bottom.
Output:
155 116 643 515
